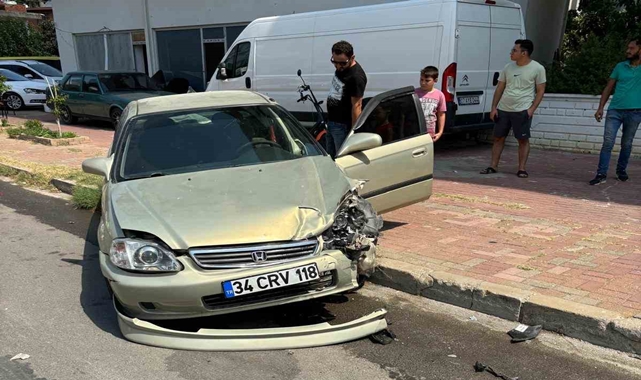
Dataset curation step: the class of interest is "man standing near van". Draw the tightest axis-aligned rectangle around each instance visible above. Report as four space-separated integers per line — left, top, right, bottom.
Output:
589 37 641 185
326 40 367 157
480 39 546 178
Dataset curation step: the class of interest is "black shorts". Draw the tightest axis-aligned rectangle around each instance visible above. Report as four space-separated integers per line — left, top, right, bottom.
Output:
494 110 532 140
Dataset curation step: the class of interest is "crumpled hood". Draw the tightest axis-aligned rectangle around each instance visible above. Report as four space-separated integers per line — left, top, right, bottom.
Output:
109 157 351 249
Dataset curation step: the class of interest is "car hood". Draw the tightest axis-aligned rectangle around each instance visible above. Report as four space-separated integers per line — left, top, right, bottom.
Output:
109 156 352 249
112 91 173 102
7 81 48 90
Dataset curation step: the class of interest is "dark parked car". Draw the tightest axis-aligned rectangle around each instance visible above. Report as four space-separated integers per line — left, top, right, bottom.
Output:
54 71 174 128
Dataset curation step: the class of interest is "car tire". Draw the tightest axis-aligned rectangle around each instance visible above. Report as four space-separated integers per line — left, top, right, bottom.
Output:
4 92 24 110
60 105 77 125
110 108 122 129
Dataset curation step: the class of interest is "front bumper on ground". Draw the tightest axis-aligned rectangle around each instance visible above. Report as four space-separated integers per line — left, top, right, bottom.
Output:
116 300 388 351
100 249 359 320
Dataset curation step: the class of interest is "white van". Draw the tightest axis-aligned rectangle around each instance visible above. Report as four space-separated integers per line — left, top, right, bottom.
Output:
206 0 525 133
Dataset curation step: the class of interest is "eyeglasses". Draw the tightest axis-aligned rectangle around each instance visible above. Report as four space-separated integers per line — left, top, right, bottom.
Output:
330 58 351 66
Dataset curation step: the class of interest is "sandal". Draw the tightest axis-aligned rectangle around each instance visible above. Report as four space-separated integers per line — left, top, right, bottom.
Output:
480 167 497 174
517 170 529 178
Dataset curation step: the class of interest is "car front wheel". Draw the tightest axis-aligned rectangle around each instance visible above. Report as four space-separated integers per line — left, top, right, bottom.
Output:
110 108 122 129
4 93 23 110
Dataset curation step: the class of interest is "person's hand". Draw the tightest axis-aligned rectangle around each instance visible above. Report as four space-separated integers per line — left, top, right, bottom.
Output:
527 108 535 119
595 108 604 122
490 109 498 122
433 132 443 142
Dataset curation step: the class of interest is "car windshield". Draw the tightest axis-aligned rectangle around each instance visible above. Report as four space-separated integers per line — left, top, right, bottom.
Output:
26 62 63 77
118 105 323 180
99 73 155 92
0 69 28 81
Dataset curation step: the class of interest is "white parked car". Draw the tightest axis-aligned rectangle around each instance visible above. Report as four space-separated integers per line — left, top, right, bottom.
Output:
0 69 48 110
0 60 63 86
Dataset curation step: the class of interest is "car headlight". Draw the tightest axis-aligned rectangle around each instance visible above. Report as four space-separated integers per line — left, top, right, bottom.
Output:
24 88 42 94
109 239 183 272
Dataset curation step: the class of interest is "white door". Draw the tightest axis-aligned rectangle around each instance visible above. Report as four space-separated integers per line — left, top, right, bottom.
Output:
486 6 525 114
455 2 492 125
216 41 253 91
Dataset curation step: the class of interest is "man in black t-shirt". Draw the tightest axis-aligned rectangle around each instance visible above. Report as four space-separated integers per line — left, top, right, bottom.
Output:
326 40 367 157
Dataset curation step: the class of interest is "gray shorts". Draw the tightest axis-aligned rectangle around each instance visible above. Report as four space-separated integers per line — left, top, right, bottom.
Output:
494 110 532 140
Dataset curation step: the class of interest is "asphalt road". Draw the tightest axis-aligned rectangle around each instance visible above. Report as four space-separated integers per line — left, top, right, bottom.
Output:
0 179 640 380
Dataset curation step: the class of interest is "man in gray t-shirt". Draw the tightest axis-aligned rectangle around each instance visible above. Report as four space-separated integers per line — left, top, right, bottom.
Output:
480 39 547 178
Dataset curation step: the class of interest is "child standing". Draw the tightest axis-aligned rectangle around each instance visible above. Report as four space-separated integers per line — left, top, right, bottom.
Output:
415 66 447 142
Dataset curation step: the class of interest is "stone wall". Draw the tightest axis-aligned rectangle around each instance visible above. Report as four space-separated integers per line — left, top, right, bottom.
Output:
480 94 641 157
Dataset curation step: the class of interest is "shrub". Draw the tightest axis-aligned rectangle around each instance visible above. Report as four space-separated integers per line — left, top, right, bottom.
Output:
1 119 8 127
72 186 102 210
7 120 78 139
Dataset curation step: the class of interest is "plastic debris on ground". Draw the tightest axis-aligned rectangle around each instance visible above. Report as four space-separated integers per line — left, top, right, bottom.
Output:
10 353 30 361
470 316 478 321
474 362 519 380
448 354 457 358
507 324 542 343
370 329 396 345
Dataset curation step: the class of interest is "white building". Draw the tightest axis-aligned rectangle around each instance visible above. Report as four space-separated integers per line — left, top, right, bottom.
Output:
52 0 570 91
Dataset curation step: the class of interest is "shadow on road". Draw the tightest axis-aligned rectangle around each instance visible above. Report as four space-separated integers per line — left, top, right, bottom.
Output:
79 210 122 338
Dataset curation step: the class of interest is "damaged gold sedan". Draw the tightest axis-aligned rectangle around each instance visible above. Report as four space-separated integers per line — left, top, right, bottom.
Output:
82 88 433 350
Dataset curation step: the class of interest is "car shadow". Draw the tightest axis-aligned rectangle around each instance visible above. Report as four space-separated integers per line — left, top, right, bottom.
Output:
79 210 122 338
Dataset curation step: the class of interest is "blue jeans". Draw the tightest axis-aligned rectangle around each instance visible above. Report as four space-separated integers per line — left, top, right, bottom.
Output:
326 121 349 157
597 109 641 176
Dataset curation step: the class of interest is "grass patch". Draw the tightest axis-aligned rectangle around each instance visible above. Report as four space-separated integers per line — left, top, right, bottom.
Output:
1 118 9 127
517 265 537 271
0 155 104 209
72 186 102 209
433 193 530 210
6 119 77 139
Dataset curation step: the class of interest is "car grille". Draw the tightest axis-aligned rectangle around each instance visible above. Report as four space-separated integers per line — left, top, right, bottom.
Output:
202 270 335 309
189 240 319 269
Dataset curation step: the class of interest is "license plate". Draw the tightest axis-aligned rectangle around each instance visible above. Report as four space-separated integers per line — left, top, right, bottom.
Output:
458 96 480 106
222 263 320 298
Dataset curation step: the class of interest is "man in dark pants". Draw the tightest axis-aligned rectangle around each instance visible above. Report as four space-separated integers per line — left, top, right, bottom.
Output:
480 39 546 178
326 40 367 157
589 37 641 185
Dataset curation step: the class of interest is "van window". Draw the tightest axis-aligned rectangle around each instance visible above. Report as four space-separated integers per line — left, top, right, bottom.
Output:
355 93 424 145
219 42 250 79
63 75 83 92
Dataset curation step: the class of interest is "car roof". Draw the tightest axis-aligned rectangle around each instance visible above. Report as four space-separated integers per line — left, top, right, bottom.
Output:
65 71 145 76
0 60 27 65
135 91 275 116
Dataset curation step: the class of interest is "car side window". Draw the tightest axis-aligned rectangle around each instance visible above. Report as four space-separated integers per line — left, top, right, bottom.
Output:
83 75 101 94
63 75 82 92
354 93 424 145
11 65 39 79
219 42 250 79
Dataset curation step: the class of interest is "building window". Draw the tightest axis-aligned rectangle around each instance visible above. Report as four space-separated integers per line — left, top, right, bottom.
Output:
75 31 147 73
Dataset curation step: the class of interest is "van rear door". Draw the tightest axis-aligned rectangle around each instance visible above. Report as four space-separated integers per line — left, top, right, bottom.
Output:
454 2 492 128
485 5 525 116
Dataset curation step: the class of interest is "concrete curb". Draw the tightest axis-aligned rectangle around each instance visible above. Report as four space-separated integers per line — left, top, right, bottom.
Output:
0 162 80 195
370 257 641 355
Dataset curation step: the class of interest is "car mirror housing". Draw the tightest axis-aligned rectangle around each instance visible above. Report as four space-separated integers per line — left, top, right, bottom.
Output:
336 133 382 157
82 157 110 178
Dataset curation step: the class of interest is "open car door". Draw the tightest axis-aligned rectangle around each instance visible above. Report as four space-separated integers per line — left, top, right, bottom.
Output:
335 86 433 214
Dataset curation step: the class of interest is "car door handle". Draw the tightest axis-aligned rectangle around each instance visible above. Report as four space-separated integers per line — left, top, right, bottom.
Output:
78 93 84 98
412 148 426 158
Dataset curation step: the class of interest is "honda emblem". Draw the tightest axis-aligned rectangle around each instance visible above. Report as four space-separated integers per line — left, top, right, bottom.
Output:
251 251 267 262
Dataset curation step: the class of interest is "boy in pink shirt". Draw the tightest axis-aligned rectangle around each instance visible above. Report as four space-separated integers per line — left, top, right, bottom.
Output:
415 66 447 141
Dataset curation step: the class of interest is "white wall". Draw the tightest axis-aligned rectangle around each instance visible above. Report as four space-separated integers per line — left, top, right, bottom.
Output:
480 94 641 157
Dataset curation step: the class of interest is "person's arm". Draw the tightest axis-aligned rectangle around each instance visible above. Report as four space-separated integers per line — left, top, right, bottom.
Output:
434 111 446 141
595 79 616 122
351 96 363 127
527 83 546 118
490 81 506 121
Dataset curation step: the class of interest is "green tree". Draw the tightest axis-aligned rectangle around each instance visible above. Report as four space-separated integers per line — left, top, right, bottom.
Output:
15 0 43 7
39 19 59 56
547 0 641 94
0 17 46 56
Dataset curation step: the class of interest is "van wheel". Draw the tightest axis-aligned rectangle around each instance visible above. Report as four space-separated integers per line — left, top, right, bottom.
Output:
60 106 77 124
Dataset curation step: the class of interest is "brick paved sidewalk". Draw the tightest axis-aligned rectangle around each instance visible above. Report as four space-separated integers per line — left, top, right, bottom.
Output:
379 144 641 317
1 111 112 168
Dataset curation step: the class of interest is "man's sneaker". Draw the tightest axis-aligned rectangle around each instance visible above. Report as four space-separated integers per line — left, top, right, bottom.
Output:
616 171 629 182
589 174 607 186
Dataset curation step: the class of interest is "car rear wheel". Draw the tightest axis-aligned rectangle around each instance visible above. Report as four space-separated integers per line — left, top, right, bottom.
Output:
4 93 23 110
110 108 122 129
60 105 77 124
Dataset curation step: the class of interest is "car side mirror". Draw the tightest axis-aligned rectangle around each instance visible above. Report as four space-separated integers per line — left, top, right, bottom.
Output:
88 86 99 93
24 74 34 79
336 133 382 157
82 157 110 178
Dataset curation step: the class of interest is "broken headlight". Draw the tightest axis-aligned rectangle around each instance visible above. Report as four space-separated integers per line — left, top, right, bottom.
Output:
322 192 383 256
109 239 183 273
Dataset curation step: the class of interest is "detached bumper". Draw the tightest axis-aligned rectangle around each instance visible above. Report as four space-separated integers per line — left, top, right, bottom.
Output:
116 300 388 351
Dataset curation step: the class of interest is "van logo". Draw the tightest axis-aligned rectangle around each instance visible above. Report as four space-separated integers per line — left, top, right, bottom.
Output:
461 75 470 86
251 251 267 262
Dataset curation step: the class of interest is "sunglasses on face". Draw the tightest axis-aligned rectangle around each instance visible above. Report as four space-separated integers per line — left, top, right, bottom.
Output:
330 58 351 66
